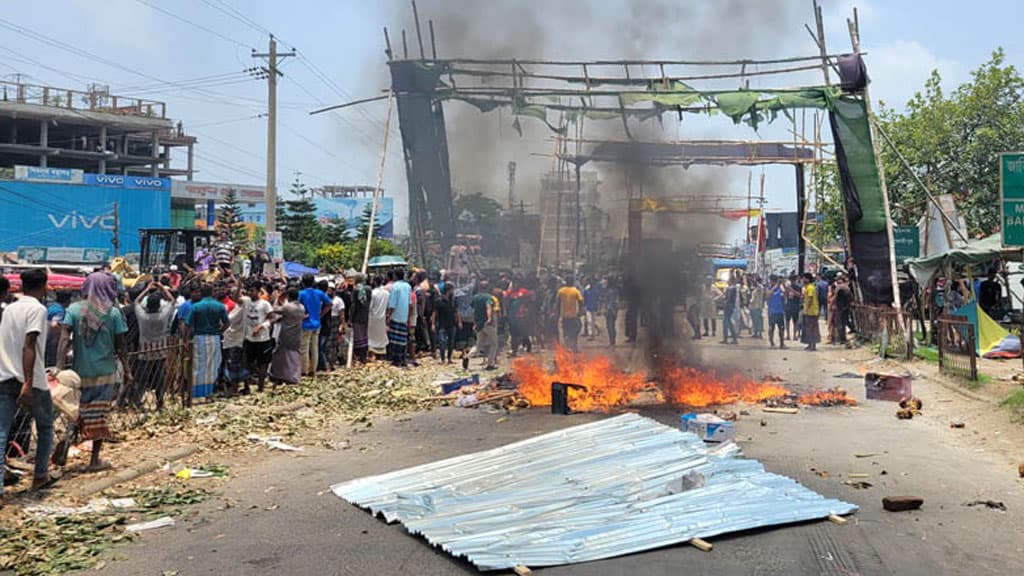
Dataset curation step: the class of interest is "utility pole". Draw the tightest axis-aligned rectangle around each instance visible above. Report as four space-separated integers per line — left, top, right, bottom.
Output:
252 35 295 233
111 201 120 257
507 161 516 210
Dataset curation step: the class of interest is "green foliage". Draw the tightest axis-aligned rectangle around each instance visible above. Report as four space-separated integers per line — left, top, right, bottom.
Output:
454 192 503 231
217 188 248 245
878 49 1024 234
356 202 382 239
1002 388 1024 421
810 162 847 248
314 238 402 272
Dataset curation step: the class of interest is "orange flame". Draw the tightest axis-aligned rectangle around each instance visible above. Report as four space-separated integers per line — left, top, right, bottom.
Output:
511 347 649 411
798 388 857 406
511 347 790 411
659 363 789 408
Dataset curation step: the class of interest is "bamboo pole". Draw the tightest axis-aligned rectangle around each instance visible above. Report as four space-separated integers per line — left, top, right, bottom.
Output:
847 10 906 342
346 90 394 368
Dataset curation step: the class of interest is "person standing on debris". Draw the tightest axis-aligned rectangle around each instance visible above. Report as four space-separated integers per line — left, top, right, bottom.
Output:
603 276 620 347
748 276 765 340
800 273 820 351
243 281 274 393
58 271 130 472
349 274 371 364
557 277 585 353
132 281 175 409
721 275 740 345
297 274 331 377
269 288 305 385
368 276 389 361
701 279 721 338
186 283 229 399
222 285 248 395
472 279 499 370
434 284 459 364
0 268 56 493
834 274 854 345
767 276 787 348
386 271 413 367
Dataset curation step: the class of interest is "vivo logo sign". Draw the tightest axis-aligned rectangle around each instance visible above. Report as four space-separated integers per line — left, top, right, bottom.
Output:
93 174 125 186
126 176 167 189
47 211 116 230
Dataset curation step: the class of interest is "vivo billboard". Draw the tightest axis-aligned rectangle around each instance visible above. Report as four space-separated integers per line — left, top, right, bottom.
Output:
0 180 170 253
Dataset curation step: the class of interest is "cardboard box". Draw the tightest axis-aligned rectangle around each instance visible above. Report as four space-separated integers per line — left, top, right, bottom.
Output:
680 413 735 443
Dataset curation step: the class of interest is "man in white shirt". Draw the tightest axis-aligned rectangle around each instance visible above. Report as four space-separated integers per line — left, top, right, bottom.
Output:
243 281 274 393
0 268 55 497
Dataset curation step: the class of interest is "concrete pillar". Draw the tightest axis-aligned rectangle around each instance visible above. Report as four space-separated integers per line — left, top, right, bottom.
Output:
187 142 194 181
39 119 48 167
151 131 159 177
98 125 107 174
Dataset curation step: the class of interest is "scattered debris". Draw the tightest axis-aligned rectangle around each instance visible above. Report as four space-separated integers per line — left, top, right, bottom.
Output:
680 413 735 442
950 420 965 429
716 410 738 421
883 496 924 512
811 468 830 478
827 514 848 525
964 500 1006 511
799 387 857 407
847 473 870 479
896 408 915 420
835 372 862 379
896 396 923 420
760 418 768 427
855 453 881 458
247 434 304 452
844 480 873 489
125 516 175 532
688 537 713 552
762 407 799 415
23 497 137 518
865 373 913 402
1019 462 1024 478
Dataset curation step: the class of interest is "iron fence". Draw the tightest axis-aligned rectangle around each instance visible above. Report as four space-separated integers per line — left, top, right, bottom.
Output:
851 303 913 360
936 316 977 381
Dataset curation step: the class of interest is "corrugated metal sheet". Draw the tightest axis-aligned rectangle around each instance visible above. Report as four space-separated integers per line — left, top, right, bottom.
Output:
332 413 857 571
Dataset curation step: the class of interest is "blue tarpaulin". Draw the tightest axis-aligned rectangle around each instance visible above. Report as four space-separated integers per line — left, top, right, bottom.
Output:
283 261 320 278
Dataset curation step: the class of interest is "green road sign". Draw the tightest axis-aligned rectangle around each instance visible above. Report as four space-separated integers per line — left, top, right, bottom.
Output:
1001 152 1024 246
893 226 919 264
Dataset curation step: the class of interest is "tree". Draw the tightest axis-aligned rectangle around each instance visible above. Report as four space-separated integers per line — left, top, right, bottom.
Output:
314 238 403 272
878 49 1024 235
279 177 323 263
355 202 381 239
217 188 248 245
322 217 349 245
453 192 503 232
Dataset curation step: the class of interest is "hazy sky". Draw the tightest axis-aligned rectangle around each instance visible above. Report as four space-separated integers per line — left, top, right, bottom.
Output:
1 0 1018 239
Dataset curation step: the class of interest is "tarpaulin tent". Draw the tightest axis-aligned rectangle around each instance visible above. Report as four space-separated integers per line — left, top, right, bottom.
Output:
4 273 85 291
952 301 1021 359
905 234 1006 286
283 261 320 278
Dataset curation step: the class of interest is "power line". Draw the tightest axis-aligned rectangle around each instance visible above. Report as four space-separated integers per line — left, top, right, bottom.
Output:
199 0 271 36
132 0 254 49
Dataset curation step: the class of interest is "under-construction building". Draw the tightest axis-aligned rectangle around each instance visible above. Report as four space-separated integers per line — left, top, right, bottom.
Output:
537 171 611 269
0 79 195 177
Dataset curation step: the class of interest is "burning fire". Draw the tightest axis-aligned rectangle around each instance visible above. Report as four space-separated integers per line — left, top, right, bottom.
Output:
658 363 789 408
798 388 857 406
511 347 790 411
512 347 649 412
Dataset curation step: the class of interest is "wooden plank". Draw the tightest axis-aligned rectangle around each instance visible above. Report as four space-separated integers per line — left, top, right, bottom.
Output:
828 514 848 525
762 407 800 414
513 565 532 575
689 538 713 552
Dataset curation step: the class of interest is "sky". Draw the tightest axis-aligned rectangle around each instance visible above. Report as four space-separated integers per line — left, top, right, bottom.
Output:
1 0 1020 242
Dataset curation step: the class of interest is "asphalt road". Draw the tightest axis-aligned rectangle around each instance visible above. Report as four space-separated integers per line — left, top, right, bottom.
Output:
90 339 1024 576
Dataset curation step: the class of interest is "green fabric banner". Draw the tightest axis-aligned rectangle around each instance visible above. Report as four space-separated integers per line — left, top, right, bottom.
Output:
831 97 887 233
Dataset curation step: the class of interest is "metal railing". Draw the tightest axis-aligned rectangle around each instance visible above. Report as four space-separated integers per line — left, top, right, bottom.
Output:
936 316 977 381
118 340 191 414
0 79 166 118
851 303 913 360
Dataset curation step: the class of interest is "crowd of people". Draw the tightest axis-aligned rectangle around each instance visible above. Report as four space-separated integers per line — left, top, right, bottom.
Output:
690 269 857 351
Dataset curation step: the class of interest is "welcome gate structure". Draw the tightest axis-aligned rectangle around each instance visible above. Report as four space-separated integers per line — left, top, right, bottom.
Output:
317 2 899 309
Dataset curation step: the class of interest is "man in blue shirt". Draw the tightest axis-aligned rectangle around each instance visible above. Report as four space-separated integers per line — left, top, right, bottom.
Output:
767 276 787 349
186 283 228 399
298 274 331 377
386 271 413 366
815 274 830 322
